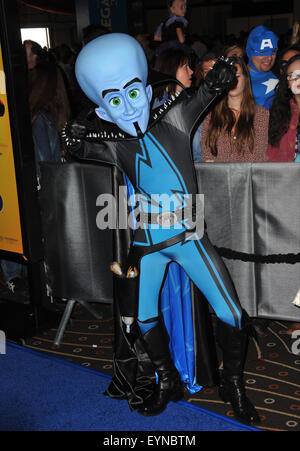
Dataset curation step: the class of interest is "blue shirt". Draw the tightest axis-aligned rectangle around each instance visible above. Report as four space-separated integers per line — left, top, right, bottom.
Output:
249 69 278 109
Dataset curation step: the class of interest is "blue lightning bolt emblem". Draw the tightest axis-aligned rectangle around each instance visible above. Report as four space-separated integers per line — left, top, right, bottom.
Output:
136 132 188 201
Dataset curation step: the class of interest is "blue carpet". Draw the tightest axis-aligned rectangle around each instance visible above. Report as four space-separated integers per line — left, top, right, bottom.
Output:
0 342 258 431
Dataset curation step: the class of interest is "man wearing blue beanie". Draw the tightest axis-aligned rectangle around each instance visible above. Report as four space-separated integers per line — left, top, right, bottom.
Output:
246 25 279 109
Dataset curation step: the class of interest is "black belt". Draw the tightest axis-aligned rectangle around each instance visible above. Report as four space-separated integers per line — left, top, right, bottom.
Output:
126 226 196 271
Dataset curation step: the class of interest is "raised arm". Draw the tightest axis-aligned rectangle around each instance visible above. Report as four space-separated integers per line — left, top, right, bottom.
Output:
180 58 237 134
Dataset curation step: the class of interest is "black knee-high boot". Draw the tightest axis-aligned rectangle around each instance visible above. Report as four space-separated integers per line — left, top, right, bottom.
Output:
216 314 261 425
137 321 184 416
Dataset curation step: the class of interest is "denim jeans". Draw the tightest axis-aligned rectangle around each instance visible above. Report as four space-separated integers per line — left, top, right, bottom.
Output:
0 259 27 283
32 108 61 177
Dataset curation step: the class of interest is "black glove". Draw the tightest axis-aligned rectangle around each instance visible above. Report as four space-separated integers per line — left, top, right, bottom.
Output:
62 120 90 153
204 57 237 93
67 120 88 140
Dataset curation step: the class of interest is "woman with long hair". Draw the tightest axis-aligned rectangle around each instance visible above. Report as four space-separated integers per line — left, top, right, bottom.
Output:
268 53 300 162
201 56 269 162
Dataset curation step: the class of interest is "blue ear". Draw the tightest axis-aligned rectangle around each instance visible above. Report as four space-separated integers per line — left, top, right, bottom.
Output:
146 84 153 102
95 106 112 121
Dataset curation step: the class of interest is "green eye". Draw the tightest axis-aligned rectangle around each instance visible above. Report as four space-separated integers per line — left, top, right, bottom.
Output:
110 97 122 107
128 89 139 99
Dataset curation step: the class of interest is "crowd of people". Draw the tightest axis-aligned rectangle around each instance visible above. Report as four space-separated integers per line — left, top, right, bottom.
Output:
1 0 300 330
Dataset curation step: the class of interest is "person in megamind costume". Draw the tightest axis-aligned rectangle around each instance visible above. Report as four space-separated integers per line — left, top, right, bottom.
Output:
63 33 260 425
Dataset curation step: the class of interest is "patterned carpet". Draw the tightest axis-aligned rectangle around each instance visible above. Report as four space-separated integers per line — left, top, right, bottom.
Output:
5 298 298 432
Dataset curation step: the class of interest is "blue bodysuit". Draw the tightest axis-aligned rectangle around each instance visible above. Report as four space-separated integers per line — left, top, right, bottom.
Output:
64 83 243 330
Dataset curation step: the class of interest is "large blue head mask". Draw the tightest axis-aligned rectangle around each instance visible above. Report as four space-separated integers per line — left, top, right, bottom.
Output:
75 33 152 137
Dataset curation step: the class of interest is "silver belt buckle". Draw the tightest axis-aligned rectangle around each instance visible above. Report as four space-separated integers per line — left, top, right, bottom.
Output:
157 211 177 227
